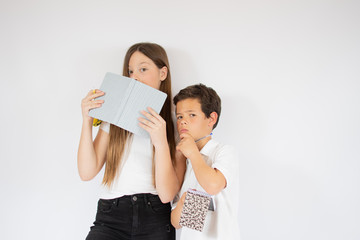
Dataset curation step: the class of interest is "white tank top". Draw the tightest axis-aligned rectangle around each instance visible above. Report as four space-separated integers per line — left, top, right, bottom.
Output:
99 122 157 199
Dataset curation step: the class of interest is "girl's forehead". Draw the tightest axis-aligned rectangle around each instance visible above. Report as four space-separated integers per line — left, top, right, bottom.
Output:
129 51 152 64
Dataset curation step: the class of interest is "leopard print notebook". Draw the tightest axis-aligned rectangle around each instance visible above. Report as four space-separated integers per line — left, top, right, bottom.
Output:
179 189 212 232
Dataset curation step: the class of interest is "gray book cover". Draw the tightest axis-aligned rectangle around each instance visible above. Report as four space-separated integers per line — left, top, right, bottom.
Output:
89 72 167 137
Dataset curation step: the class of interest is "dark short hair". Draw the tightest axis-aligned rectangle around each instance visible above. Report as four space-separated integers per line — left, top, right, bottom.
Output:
173 84 221 129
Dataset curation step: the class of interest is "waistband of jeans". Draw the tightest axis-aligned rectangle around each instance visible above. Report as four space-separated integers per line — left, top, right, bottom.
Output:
100 193 161 205
121 193 159 200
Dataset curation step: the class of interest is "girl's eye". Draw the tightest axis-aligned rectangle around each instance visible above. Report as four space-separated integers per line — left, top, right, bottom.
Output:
177 116 183 120
140 68 147 73
190 114 196 117
128 70 133 75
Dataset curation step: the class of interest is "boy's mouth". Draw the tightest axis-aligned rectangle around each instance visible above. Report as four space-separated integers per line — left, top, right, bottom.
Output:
179 128 188 133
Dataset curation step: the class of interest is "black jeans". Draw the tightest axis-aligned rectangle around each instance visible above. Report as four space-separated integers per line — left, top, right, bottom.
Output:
86 193 175 240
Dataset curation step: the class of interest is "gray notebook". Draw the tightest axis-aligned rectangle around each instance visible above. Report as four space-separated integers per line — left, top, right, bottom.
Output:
89 72 167 137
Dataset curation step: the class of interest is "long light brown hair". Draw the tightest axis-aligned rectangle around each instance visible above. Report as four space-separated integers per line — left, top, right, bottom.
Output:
102 42 176 187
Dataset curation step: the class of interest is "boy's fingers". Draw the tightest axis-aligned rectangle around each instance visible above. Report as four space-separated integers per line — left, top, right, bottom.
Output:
180 192 187 202
179 132 193 140
176 145 183 152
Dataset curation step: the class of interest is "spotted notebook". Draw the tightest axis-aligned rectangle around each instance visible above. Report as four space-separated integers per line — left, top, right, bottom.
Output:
179 189 212 232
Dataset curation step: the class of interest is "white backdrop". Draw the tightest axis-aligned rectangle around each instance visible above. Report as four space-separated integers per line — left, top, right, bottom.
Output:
1 0 359 239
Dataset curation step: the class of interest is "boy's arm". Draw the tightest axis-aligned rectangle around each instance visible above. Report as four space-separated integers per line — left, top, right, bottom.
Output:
188 151 226 195
171 152 186 229
176 133 226 196
171 192 187 229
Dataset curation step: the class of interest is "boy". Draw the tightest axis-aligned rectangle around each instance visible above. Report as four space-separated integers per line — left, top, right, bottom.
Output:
171 84 240 239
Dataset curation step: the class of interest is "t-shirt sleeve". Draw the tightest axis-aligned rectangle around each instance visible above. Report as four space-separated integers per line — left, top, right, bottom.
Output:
171 192 180 210
99 121 110 133
211 144 238 189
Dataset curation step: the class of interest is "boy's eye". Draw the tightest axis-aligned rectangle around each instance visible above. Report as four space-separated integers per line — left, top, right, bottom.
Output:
190 114 196 117
140 68 147 73
177 116 183 120
128 70 133 75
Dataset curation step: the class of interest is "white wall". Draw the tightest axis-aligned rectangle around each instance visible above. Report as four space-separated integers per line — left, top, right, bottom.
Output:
1 0 359 239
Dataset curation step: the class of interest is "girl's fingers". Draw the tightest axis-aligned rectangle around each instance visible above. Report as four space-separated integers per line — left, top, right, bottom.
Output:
86 89 104 101
88 89 102 95
82 91 104 110
91 102 103 109
81 90 104 119
146 107 164 122
138 117 155 128
84 99 104 107
93 99 105 104
84 100 104 112
91 92 105 101
138 122 151 132
140 110 158 124
141 108 165 125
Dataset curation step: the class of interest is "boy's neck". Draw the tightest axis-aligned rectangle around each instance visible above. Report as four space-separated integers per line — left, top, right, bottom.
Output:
196 135 212 150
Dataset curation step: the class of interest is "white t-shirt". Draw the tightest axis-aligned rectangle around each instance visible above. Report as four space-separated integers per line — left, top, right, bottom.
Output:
99 122 158 199
175 139 241 240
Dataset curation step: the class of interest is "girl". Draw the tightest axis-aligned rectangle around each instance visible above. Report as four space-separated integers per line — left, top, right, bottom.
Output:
78 42 181 240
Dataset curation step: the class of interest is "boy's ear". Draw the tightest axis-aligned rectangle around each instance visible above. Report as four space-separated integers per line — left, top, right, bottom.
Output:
208 112 218 128
160 66 168 81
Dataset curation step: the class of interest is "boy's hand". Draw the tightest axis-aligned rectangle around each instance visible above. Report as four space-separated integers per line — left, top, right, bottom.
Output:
171 191 187 229
176 133 199 159
179 191 187 204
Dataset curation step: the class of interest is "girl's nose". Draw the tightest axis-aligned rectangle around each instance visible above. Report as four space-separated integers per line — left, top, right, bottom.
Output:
130 72 138 81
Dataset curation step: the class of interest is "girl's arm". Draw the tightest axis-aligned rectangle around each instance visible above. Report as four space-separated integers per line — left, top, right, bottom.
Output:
77 90 109 181
174 150 187 189
139 107 182 203
153 144 180 203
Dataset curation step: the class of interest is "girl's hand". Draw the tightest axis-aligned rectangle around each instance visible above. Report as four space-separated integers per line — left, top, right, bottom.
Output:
138 107 167 147
81 89 105 122
176 133 199 159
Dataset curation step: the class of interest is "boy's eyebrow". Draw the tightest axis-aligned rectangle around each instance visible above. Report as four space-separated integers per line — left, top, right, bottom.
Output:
176 110 196 115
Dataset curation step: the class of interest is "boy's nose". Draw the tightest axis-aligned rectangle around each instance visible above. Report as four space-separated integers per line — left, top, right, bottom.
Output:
180 119 187 125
